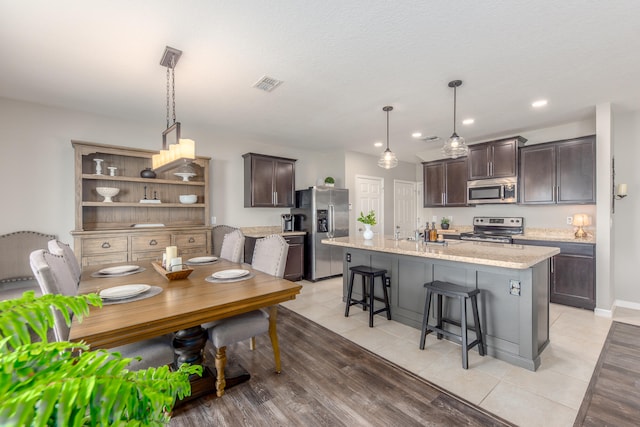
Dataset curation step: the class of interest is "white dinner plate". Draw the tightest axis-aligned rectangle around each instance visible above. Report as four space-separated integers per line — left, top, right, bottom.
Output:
99 284 150 300
212 269 250 280
188 256 218 263
98 265 140 275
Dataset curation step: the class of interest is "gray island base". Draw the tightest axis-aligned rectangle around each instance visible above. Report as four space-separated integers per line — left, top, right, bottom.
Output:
322 236 560 371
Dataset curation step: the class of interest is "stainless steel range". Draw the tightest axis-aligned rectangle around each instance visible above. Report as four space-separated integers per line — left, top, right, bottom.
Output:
459 216 524 243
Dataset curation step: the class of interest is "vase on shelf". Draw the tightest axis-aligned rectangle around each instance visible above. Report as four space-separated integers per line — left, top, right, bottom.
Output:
363 224 374 240
140 168 157 179
93 158 104 175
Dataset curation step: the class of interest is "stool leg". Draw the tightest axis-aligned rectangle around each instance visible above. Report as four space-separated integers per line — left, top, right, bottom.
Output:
471 294 485 356
460 296 469 369
381 274 391 320
345 271 355 317
368 276 375 327
361 274 367 311
420 289 433 349
436 294 443 340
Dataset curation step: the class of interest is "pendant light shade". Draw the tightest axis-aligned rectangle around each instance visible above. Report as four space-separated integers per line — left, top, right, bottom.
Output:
442 80 469 159
378 106 398 169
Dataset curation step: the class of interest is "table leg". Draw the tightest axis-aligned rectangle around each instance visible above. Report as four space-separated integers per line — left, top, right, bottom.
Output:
173 325 250 405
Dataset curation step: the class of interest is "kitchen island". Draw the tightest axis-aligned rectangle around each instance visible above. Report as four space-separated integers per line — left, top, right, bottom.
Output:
322 236 560 371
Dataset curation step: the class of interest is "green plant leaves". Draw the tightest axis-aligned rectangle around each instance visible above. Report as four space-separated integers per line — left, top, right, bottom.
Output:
357 210 376 226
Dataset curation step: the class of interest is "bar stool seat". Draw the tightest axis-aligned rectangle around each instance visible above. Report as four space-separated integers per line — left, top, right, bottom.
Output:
419 280 485 369
345 265 391 327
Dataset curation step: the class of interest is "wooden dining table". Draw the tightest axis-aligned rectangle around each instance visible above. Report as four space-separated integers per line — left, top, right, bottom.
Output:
70 257 302 401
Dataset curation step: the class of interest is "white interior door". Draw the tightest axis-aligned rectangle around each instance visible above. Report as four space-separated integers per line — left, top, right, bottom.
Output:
355 175 384 236
394 180 417 238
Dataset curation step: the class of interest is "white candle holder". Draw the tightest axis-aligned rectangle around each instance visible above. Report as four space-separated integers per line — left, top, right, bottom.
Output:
93 158 104 175
108 166 117 176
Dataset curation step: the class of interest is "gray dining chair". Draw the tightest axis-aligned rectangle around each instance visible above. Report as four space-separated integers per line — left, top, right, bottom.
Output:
206 234 289 396
29 249 174 370
219 229 245 263
212 225 239 257
48 239 82 286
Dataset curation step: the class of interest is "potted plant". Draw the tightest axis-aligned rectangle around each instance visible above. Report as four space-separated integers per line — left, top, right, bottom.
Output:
324 177 335 187
0 291 201 425
440 217 450 230
357 210 376 239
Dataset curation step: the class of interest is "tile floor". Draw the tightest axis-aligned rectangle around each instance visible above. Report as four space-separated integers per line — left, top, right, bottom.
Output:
280 277 640 427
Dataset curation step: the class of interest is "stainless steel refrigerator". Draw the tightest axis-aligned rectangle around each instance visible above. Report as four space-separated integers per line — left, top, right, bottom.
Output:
291 186 349 281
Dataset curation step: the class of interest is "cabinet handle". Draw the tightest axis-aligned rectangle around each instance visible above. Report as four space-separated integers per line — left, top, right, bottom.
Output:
441 192 445 205
555 186 559 201
188 237 195 243
490 161 494 176
101 242 111 249
274 191 278 205
149 239 158 246
550 256 554 273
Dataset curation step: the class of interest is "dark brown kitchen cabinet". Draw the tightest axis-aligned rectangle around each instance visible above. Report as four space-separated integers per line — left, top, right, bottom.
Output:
243 153 296 207
423 158 467 207
244 234 305 281
468 136 525 180
519 135 595 205
513 239 595 310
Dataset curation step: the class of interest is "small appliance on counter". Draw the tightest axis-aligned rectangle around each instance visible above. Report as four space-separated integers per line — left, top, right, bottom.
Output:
459 216 524 243
281 214 293 232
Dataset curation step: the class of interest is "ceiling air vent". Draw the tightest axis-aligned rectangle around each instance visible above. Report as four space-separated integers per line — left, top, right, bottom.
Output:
253 75 283 92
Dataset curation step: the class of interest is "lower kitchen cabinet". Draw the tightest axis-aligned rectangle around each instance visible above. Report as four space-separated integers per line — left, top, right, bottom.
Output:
244 234 305 281
513 239 595 310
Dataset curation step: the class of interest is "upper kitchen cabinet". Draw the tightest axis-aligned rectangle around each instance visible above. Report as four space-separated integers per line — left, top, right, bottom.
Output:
468 136 526 180
243 153 296 207
423 157 467 207
519 135 596 205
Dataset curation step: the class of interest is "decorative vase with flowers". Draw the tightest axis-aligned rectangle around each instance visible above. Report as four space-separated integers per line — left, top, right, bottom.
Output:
357 210 376 240
440 217 450 230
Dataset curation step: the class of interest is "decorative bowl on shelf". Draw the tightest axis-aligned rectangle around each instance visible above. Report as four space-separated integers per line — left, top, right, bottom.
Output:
96 186 120 202
174 172 196 182
179 194 197 204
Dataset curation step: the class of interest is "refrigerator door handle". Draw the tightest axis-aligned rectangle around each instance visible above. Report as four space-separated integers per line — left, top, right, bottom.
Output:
327 203 335 238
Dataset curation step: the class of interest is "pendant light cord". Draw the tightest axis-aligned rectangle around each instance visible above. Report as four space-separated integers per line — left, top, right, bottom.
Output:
386 108 390 149
452 85 457 135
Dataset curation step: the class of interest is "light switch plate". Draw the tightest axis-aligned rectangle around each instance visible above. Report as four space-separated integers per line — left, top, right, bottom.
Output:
566 216 573 225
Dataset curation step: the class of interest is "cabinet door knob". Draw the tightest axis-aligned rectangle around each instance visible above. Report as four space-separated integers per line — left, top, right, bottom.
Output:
149 239 158 246
101 242 111 249
188 237 195 243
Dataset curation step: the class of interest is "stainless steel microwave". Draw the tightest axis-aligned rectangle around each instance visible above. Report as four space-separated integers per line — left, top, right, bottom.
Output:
467 177 518 204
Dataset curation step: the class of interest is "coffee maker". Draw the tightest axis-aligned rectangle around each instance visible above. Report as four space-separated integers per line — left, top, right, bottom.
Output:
281 214 293 232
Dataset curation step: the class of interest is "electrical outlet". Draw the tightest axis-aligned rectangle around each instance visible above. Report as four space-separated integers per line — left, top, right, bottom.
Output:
211 216 217 225
566 216 573 225
432 215 438 222
448 215 453 223
509 280 521 296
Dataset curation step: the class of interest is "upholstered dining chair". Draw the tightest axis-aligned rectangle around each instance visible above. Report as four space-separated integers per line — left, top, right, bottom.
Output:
219 229 245 263
29 249 174 370
48 239 82 286
212 225 239 257
206 234 289 397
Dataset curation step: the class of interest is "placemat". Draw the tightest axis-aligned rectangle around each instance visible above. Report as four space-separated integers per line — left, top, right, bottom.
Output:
91 267 146 278
101 285 163 305
205 273 255 284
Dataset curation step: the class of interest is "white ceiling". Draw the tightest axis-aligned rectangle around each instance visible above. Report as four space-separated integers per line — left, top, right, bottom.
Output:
2 1 639 162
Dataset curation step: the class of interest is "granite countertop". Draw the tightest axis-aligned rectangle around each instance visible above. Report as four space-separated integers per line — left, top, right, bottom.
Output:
322 235 560 270
434 226 596 244
240 226 306 238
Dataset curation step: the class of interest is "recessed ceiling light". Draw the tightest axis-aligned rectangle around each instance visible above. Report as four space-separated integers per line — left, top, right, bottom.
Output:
412 132 423 138
532 99 548 108
462 118 474 125
374 141 383 147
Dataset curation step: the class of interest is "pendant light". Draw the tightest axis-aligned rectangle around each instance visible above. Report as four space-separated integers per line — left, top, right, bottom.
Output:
378 106 398 169
152 46 196 172
442 80 469 159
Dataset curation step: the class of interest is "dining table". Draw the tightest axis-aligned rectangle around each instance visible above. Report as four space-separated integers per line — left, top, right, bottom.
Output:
69 257 302 402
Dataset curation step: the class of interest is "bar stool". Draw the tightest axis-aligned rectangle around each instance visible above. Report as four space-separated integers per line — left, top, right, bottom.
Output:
419 280 485 369
345 265 391 327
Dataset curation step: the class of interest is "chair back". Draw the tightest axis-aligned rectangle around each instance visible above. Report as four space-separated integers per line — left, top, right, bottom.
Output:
252 234 289 278
29 249 78 341
220 229 245 263
48 239 81 286
212 225 239 257
0 231 56 283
